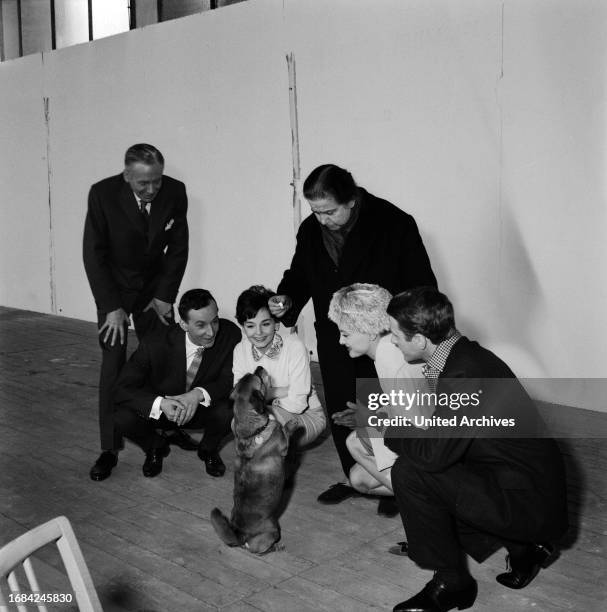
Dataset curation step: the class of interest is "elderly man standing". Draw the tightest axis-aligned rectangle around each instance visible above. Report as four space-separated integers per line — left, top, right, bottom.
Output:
83 143 189 481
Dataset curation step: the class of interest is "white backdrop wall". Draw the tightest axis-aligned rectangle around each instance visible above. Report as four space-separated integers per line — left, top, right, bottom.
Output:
43 1 294 323
0 54 51 314
1 0 605 410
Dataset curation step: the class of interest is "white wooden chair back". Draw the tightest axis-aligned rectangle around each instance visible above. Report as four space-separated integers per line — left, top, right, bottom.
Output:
0 516 102 611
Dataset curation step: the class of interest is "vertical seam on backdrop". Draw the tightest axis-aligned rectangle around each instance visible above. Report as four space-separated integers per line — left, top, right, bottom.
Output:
44 91 57 314
497 2 505 298
287 52 301 234
0 2 5 62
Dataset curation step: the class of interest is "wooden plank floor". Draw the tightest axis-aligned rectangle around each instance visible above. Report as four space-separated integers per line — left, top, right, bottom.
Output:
0 306 605 611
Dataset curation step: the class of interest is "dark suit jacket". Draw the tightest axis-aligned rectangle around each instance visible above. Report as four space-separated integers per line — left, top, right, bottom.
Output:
83 173 189 314
386 337 568 542
277 188 437 352
113 321 241 419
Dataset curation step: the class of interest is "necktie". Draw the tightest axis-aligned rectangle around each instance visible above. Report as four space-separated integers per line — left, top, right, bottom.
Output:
186 347 204 391
139 202 150 233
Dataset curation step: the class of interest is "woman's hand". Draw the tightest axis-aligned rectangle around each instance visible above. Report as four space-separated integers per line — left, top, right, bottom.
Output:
332 402 358 429
332 399 367 429
268 295 292 318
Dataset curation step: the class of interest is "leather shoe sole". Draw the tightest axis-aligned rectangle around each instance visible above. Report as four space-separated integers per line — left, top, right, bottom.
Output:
89 451 118 482
142 445 171 478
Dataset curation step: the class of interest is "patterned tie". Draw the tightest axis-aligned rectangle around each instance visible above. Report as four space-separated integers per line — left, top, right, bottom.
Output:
186 347 204 391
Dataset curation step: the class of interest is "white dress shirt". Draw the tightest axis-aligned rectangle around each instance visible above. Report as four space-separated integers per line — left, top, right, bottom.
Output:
149 333 211 419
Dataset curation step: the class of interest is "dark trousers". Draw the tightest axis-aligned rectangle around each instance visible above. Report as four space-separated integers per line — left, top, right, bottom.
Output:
316 325 377 477
96 307 173 451
391 455 558 571
114 398 232 454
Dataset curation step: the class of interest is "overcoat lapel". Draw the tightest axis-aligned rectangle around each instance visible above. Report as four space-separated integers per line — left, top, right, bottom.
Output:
147 186 173 244
338 195 379 282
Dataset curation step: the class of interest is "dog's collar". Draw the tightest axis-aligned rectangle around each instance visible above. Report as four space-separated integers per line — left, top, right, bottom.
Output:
242 416 271 441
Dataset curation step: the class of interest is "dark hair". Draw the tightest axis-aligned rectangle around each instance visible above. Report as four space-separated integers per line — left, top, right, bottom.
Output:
387 286 455 345
124 143 164 167
236 285 276 325
303 164 358 204
178 289 216 321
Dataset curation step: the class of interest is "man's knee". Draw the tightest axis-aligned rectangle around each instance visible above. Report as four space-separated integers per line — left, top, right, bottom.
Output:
391 455 426 495
98 340 127 374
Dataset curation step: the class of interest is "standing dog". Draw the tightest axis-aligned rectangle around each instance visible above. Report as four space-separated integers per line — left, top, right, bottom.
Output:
211 366 296 554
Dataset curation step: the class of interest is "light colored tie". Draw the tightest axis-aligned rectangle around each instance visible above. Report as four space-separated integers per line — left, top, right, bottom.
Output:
186 347 204 391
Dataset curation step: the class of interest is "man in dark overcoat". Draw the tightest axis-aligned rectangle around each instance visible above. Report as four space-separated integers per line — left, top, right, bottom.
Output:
270 164 437 504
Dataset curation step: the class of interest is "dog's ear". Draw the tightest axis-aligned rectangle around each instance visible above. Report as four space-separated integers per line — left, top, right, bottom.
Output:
251 389 266 410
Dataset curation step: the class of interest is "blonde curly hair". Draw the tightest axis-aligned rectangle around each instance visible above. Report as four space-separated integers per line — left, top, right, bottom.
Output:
328 283 392 336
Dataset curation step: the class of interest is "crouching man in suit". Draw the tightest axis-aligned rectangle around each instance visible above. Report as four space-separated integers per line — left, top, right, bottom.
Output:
384 287 568 612
114 289 241 478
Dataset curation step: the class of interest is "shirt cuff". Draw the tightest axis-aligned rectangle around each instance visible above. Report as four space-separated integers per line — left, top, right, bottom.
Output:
195 387 211 406
150 396 164 419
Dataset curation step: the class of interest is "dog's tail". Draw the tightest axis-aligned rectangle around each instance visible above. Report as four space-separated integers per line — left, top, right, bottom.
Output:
210 508 240 547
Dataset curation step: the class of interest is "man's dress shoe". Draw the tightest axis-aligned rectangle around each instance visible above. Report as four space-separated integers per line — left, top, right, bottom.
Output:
198 449 226 477
89 451 117 481
142 445 170 478
377 496 400 517
163 429 198 451
317 483 359 504
393 578 477 612
496 543 554 589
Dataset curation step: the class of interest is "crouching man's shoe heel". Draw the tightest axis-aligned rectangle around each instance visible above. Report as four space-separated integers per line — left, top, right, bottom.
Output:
496 543 555 590
142 445 170 478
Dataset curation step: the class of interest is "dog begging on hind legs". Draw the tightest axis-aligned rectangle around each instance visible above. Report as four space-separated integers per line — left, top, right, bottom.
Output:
211 366 298 554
